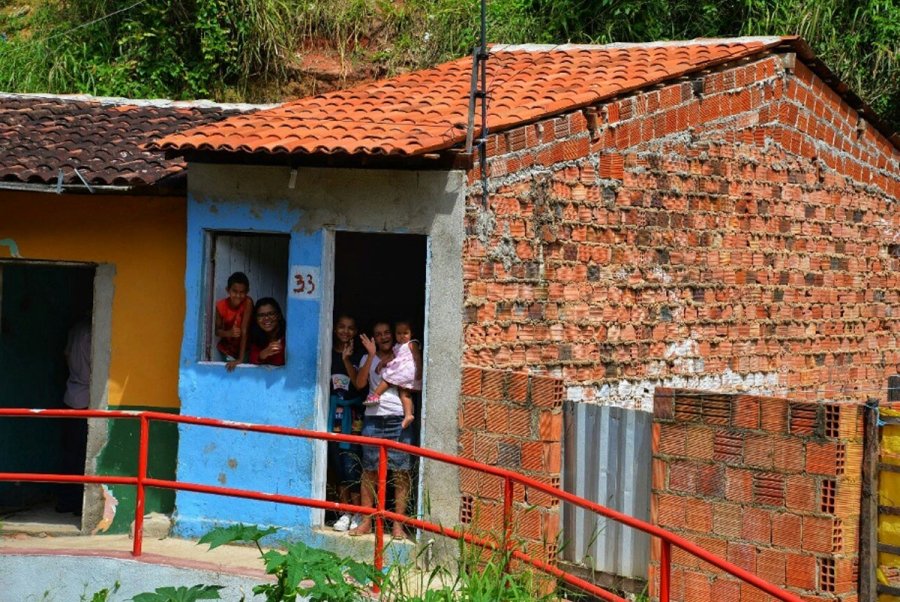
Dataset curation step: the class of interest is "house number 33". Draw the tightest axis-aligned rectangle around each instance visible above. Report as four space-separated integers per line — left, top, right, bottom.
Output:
293 272 316 295
290 266 320 300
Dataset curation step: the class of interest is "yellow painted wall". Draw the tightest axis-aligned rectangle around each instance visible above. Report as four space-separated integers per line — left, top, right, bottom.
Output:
0 191 185 409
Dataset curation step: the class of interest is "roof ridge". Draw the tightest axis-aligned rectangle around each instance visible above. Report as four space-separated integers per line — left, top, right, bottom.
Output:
489 36 792 53
0 91 272 112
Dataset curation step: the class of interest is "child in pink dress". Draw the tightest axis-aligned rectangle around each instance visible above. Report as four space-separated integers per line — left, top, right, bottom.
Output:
365 320 422 429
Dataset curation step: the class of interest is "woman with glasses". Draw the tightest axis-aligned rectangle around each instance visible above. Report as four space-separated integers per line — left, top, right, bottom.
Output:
249 297 285 366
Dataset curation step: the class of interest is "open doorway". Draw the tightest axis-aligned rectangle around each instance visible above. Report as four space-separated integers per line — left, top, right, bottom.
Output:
0 261 95 529
334 232 426 337
325 232 427 531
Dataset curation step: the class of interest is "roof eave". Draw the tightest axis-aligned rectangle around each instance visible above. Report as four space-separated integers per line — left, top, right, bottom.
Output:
0 176 185 196
174 147 468 171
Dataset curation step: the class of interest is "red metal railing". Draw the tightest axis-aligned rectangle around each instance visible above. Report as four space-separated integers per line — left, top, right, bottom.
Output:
0 409 805 602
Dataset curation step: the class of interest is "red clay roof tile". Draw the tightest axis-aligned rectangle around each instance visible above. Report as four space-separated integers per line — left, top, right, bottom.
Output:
153 37 791 157
0 94 260 189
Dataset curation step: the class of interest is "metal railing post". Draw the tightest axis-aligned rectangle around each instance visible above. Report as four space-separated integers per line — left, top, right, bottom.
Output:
132 414 149 557
502 476 513 573
659 540 671 602
373 444 388 588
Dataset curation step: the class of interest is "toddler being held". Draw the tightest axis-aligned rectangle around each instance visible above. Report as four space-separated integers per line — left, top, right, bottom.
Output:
365 320 422 429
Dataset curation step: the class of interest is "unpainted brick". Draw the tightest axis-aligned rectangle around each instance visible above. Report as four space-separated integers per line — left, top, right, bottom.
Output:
725 467 754 503
733 396 760 429
537 410 563 441
771 512 803 550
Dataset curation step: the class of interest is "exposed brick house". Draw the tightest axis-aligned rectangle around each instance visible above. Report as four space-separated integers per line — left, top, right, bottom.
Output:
153 36 898 598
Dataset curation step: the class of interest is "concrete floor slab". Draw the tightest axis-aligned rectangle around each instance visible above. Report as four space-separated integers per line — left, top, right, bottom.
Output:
0 526 418 601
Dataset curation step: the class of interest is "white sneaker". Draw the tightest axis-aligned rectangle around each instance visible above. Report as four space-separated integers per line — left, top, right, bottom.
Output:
333 513 352 532
349 513 361 530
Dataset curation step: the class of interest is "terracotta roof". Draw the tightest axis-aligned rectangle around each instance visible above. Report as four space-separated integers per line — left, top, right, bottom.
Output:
0 94 262 189
153 37 792 157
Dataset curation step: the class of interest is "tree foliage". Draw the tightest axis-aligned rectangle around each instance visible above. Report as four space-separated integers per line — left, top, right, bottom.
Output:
0 0 897 129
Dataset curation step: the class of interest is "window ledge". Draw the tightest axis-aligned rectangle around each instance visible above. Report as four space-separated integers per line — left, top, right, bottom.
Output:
197 361 285 369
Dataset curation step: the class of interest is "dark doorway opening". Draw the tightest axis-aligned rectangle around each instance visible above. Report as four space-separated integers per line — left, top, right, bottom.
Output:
326 232 427 530
334 232 426 336
0 262 94 526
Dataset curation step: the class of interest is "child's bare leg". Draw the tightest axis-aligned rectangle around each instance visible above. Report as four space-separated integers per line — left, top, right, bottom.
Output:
400 389 415 429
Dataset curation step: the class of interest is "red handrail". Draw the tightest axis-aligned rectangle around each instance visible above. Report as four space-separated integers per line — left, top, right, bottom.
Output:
0 408 805 602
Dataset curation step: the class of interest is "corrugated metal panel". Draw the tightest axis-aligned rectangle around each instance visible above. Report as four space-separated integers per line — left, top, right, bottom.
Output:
562 401 652 579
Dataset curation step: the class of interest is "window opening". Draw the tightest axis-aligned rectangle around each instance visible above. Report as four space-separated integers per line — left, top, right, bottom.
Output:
202 232 290 363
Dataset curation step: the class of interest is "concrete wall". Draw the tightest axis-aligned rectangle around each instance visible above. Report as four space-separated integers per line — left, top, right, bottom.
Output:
175 165 465 537
1 554 267 601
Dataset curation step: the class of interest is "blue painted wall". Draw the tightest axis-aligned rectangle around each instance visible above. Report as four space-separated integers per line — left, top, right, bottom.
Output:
174 196 323 538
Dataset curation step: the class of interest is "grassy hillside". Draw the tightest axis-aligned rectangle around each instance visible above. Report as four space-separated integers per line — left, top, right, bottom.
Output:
0 0 897 131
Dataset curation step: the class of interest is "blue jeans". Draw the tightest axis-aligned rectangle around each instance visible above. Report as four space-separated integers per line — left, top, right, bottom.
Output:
360 415 413 472
328 442 362 487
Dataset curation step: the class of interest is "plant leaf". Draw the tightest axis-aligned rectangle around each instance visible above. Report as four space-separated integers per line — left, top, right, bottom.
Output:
131 584 224 602
198 524 276 550
261 549 288 574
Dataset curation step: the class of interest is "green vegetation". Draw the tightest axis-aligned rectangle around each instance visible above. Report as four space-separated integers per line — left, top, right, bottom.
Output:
0 0 897 129
115 523 570 601
198 523 375 601
131 585 225 602
379 534 561 602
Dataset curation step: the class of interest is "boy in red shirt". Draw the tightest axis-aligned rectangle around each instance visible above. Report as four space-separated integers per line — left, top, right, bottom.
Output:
215 272 252 371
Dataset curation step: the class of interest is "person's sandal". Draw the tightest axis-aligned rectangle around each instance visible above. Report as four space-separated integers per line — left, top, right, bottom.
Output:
363 393 381 407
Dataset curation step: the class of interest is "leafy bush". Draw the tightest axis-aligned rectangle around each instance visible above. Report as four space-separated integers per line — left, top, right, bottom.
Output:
198 523 375 601
125 523 568 601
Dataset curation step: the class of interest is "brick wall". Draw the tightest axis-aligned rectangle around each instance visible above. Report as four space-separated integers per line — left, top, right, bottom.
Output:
462 51 900 411
457 366 564 563
650 388 863 602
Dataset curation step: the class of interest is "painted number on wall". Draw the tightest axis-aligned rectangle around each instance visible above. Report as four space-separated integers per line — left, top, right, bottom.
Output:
290 266 320 300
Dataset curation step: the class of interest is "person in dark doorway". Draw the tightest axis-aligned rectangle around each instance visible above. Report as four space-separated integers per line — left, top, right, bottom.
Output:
248 298 285 366
328 313 364 532
215 271 253 371
57 317 91 514
349 321 414 540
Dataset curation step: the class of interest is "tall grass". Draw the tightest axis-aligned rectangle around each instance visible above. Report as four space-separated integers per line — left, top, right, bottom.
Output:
0 0 896 128
376 532 564 602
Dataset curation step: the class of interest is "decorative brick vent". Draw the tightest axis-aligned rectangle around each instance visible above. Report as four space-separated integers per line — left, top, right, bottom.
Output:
650 388 863 601
457 366 564 564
